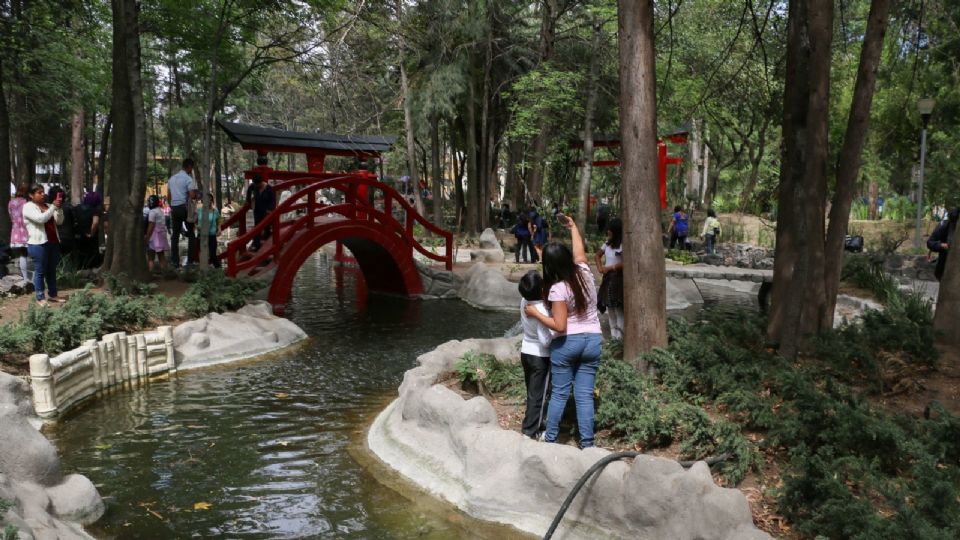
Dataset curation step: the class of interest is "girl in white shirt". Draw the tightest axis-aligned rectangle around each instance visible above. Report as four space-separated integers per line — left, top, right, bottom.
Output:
595 218 624 339
518 270 553 438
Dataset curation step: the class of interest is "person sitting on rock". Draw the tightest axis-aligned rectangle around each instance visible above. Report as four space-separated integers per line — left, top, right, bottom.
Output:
927 207 958 281
518 270 554 440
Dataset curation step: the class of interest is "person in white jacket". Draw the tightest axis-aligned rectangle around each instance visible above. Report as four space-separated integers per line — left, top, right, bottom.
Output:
23 184 65 306
518 270 554 439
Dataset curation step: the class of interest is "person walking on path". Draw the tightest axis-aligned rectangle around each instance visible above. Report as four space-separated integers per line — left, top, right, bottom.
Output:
23 184 64 306
927 207 958 281
145 195 169 273
523 214 603 449
532 207 549 262
73 192 103 269
668 205 690 250
167 158 198 267
198 193 222 268
512 213 534 263
518 270 554 439
701 209 722 256
7 183 31 281
246 173 276 251
595 217 624 340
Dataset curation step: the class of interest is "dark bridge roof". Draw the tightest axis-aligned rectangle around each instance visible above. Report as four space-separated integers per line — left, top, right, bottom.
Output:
218 121 397 156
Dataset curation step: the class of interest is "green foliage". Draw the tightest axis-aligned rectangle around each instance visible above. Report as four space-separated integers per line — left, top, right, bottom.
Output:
641 308 958 538
454 350 524 397
56 255 89 290
594 354 759 484
178 272 263 318
0 498 17 540
0 322 37 356
17 285 170 354
842 255 899 301
665 249 699 264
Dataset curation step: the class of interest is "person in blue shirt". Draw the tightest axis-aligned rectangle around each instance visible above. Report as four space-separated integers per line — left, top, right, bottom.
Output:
512 213 533 263
668 205 689 250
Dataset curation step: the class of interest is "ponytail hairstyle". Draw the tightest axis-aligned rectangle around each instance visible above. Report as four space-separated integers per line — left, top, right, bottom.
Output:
606 218 623 249
541 242 589 316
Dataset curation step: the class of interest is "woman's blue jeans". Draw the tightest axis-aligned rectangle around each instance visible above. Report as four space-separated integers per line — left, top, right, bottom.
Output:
544 333 602 448
27 242 60 301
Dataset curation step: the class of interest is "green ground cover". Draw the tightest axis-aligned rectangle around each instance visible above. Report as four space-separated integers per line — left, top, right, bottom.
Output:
456 261 958 539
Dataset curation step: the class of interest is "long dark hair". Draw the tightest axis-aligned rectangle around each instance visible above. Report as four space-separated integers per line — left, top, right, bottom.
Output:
541 242 589 316
607 218 623 249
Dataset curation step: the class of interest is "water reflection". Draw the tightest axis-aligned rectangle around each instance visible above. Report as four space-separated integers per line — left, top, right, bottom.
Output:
47 252 519 539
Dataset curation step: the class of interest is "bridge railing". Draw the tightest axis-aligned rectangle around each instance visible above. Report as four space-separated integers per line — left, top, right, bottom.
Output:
221 172 454 277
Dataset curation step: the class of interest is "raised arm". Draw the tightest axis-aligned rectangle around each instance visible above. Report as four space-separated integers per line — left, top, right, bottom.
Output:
558 213 587 264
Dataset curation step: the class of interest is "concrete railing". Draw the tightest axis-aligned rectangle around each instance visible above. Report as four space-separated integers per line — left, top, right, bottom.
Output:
29 326 175 419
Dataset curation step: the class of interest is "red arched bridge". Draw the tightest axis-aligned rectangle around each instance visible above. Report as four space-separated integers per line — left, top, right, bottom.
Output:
217 121 453 314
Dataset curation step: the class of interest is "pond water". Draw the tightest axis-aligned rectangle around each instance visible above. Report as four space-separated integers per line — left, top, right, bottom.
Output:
45 253 521 539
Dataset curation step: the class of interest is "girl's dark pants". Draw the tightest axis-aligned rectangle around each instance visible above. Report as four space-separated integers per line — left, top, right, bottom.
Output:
521 353 551 437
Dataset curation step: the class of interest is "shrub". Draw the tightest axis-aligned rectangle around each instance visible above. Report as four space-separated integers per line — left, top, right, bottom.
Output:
665 249 699 264
454 350 524 397
650 307 959 538
0 322 36 355
178 271 263 317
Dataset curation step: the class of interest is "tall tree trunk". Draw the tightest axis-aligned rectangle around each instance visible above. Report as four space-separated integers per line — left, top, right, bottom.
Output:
823 0 891 328
738 118 771 213
396 0 425 217
104 0 148 282
0 61 11 242
933 223 959 355
618 0 667 366
70 111 84 204
767 0 833 358
465 76 480 233
526 0 558 200
430 113 442 226
96 113 111 195
576 20 603 231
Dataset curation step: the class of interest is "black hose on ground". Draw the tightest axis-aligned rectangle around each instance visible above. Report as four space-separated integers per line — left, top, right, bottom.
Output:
542 451 731 540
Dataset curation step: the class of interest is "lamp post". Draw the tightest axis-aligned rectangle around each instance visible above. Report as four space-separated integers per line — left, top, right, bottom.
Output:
915 97 935 250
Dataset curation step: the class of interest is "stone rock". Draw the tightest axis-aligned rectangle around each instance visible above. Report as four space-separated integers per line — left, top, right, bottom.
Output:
0 275 34 295
46 474 104 526
368 336 771 540
0 373 105 539
173 301 308 370
469 248 505 264
0 374 60 485
479 228 501 250
417 263 463 299
458 264 519 311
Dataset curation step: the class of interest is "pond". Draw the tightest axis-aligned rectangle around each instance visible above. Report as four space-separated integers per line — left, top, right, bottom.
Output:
46 253 522 539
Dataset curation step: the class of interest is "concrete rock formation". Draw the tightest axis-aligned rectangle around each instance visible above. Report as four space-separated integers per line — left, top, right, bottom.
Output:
457 264 519 310
0 275 33 296
174 301 308 370
0 372 103 539
471 228 506 263
417 263 464 299
368 337 770 540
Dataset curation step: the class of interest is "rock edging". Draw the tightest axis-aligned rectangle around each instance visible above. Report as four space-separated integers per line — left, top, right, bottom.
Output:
367 336 771 540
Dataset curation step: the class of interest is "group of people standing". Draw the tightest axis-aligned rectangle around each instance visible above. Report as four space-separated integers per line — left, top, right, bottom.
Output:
7 183 103 305
511 206 550 263
515 213 624 448
152 159 274 272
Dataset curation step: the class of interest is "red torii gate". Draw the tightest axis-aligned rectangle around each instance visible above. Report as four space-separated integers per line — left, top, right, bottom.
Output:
571 127 689 210
217 121 453 314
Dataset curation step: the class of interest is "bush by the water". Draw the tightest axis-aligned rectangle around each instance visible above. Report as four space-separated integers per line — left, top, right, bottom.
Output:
455 350 525 397
0 273 263 357
178 271 264 317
